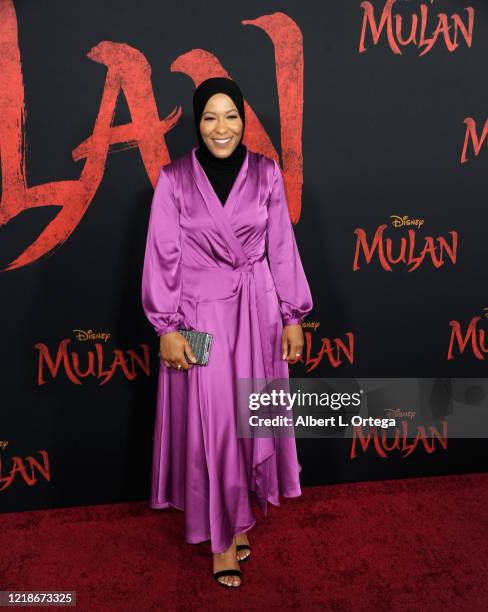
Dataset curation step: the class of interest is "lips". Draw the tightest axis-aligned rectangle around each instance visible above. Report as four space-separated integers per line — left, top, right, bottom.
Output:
213 137 232 145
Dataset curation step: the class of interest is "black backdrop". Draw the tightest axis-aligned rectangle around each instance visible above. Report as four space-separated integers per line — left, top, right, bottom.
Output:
2 0 488 512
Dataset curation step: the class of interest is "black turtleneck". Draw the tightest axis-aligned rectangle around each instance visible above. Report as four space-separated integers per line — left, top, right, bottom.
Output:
195 141 247 207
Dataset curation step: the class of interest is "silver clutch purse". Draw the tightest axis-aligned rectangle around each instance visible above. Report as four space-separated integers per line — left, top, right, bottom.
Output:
177 328 213 366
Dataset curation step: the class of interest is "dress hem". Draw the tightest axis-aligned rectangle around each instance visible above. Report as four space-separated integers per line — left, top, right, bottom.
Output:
150 488 302 553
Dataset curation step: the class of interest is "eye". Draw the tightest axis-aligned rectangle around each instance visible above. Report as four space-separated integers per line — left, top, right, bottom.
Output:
203 115 238 121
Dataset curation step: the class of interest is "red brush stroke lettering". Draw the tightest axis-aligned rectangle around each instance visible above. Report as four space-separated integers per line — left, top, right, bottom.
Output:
296 331 355 372
447 317 488 360
350 420 448 458
359 0 474 56
353 225 458 271
460 118 488 163
0 450 50 491
0 1 304 271
34 339 150 385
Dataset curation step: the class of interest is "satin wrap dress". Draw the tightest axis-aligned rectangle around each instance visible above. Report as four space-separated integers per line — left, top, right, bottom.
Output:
141 145 313 553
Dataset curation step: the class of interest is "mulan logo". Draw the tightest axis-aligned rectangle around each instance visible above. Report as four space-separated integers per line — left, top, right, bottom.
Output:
350 420 448 459
34 331 150 385
460 118 488 163
447 308 488 361
0 0 304 272
296 324 355 372
0 449 50 492
359 0 475 56
352 217 458 271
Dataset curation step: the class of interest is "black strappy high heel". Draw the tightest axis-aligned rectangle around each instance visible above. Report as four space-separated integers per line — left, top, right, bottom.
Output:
236 544 251 562
213 568 243 588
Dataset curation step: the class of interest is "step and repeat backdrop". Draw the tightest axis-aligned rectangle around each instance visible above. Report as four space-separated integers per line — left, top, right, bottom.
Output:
1 0 488 512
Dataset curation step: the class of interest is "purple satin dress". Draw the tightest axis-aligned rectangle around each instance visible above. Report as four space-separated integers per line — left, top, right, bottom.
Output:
141 146 313 553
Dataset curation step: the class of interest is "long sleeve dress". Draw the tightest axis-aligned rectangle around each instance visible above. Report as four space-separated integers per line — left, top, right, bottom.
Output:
141 146 313 553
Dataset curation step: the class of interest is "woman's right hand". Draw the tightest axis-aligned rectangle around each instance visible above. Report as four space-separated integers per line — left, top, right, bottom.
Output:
159 332 197 370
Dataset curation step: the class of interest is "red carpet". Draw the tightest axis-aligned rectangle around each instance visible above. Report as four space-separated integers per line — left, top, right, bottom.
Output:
1 473 488 611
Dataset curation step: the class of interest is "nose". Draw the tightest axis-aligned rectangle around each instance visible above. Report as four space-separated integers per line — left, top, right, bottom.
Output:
215 117 228 133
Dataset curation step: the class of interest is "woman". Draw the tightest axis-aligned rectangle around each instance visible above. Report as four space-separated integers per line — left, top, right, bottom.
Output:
141 77 313 588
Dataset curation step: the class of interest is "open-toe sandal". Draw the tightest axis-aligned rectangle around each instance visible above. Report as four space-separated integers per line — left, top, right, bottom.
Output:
213 568 243 589
236 544 251 563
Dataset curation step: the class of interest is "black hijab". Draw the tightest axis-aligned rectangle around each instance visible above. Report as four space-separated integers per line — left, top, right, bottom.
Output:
193 77 247 206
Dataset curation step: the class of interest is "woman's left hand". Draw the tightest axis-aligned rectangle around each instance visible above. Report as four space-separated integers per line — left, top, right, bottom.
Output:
281 324 304 362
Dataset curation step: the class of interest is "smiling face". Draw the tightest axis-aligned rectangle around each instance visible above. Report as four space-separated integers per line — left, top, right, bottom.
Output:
199 93 243 158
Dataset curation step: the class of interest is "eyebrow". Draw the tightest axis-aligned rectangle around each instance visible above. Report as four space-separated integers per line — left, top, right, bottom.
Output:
202 109 238 114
